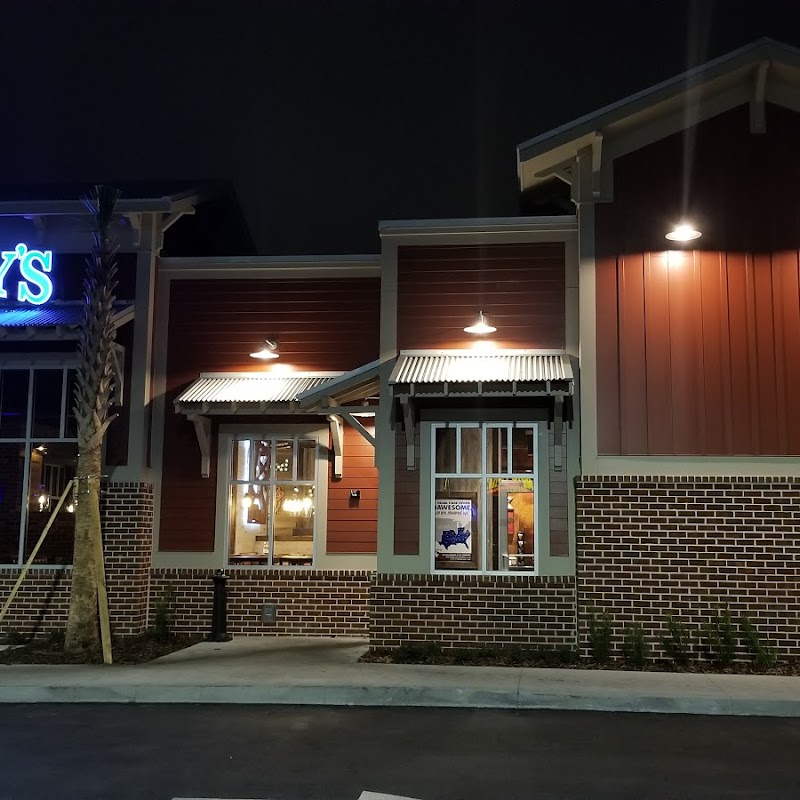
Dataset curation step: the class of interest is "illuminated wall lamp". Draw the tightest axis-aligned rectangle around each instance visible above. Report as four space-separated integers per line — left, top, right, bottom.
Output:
464 310 496 335
250 339 279 360
665 222 702 242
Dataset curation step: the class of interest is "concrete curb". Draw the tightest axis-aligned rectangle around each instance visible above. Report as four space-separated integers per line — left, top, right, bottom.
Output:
0 683 799 716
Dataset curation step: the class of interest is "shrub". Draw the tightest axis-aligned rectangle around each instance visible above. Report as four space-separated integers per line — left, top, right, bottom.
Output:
702 608 737 668
660 615 693 667
739 617 778 669
394 640 442 664
622 622 649 668
587 608 613 663
151 586 175 641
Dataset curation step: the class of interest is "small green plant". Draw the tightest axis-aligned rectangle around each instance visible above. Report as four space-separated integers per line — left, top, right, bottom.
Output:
587 608 613 663
660 615 693 667
394 640 442 664
702 608 737 667
151 586 175 641
739 617 778 669
622 622 649 668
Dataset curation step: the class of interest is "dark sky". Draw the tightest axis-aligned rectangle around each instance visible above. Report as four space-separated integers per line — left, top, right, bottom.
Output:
5 1 800 254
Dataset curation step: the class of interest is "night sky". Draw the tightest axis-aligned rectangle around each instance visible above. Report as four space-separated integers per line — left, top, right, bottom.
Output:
6 1 800 254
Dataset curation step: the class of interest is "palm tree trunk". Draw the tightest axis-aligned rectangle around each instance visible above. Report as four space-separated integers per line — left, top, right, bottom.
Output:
64 450 101 654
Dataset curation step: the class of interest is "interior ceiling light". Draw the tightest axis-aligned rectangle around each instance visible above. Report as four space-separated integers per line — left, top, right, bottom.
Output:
665 222 702 242
250 339 279 360
464 310 496 335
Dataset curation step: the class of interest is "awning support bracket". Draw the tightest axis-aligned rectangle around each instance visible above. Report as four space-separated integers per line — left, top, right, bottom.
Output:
553 396 564 472
400 395 416 470
328 414 344 478
187 414 212 478
341 412 376 448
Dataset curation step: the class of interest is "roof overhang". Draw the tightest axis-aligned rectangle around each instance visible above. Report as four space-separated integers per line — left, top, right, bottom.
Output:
174 372 342 416
0 302 134 342
517 38 800 194
389 350 573 398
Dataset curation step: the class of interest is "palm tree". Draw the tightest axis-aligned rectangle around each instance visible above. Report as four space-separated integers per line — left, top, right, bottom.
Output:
63 186 120 659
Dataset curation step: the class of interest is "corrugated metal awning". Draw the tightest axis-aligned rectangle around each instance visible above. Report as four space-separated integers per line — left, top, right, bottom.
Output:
174 372 342 415
389 351 573 397
0 302 134 340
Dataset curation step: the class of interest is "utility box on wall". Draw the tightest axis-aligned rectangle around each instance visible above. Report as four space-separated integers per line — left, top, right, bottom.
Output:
261 603 278 625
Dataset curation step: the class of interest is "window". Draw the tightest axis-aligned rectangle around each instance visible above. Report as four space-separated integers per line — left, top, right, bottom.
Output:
227 435 318 567
0 368 78 565
432 422 541 573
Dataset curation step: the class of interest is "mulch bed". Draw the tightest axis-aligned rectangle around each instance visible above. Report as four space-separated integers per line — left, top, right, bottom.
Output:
0 632 204 665
361 646 800 676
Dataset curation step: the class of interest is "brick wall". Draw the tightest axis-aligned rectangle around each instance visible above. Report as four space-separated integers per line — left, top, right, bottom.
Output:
0 482 154 638
369 574 577 649
149 569 373 636
102 482 154 635
576 476 800 658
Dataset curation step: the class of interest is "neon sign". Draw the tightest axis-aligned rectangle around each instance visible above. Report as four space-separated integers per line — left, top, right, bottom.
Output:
0 244 54 306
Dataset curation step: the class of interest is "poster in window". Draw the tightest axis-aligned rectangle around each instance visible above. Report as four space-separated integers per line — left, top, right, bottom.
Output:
434 493 478 569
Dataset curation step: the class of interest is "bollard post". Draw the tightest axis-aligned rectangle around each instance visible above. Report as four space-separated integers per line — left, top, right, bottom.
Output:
208 569 232 642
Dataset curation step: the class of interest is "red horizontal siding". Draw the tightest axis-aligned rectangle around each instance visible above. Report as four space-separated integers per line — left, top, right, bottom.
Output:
327 424 377 554
597 250 800 456
158 276 380 552
397 243 565 350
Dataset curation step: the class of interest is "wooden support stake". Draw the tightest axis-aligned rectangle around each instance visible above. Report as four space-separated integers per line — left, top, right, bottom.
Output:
91 482 113 665
0 480 74 627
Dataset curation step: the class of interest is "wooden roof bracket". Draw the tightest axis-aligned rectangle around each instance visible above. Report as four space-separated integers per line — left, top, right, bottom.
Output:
327 414 344 478
187 414 212 478
553 395 564 472
400 395 416 470
591 131 604 198
750 60 769 134
341 412 376 447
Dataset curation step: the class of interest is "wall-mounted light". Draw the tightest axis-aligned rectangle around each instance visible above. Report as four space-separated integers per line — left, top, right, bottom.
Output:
250 339 279 360
464 310 496 335
36 485 50 513
665 222 702 242
241 487 255 509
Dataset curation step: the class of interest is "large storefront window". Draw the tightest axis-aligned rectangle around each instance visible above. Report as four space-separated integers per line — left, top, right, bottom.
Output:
0 368 78 565
432 423 539 573
228 435 317 567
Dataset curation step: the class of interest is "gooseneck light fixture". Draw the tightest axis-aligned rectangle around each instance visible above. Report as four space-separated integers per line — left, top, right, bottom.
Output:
665 221 702 242
250 339 279 360
464 310 496 335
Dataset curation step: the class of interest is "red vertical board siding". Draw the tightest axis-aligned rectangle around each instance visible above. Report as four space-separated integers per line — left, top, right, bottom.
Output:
397 243 565 351
776 251 800 453
697 252 730 454
618 255 648 453
159 277 381 552
595 256 621 455
326 424 378 554
667 251 702 455
725 254 754 454
643 253 673 454
598 248 800 456
752 253 779 453
394 430 420 555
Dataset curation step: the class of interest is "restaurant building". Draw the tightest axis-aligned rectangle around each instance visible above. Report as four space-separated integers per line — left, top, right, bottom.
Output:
2 38 799 659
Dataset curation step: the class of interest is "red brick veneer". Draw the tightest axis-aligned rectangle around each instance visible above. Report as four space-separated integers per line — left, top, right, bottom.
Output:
369 574 577 649
149 569 373 636
0 482 154 638
576 476 800 658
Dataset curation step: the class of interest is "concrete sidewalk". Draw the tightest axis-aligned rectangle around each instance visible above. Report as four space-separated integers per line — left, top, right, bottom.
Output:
1 636 798 716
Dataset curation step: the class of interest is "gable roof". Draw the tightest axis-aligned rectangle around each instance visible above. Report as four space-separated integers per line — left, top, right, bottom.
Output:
517 38 800 192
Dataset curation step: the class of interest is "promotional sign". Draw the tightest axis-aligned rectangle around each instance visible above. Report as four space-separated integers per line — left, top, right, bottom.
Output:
0 243 54 305
434 496 475 567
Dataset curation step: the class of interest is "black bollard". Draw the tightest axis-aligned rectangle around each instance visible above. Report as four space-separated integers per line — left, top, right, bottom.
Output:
208 569 232 642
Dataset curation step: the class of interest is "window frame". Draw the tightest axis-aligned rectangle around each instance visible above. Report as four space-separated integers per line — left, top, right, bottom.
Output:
0 361 79 567
215 423 329 570
427 420 550 576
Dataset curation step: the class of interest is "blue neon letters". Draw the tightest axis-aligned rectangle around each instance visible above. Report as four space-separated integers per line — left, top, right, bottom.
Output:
0 244 54 305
